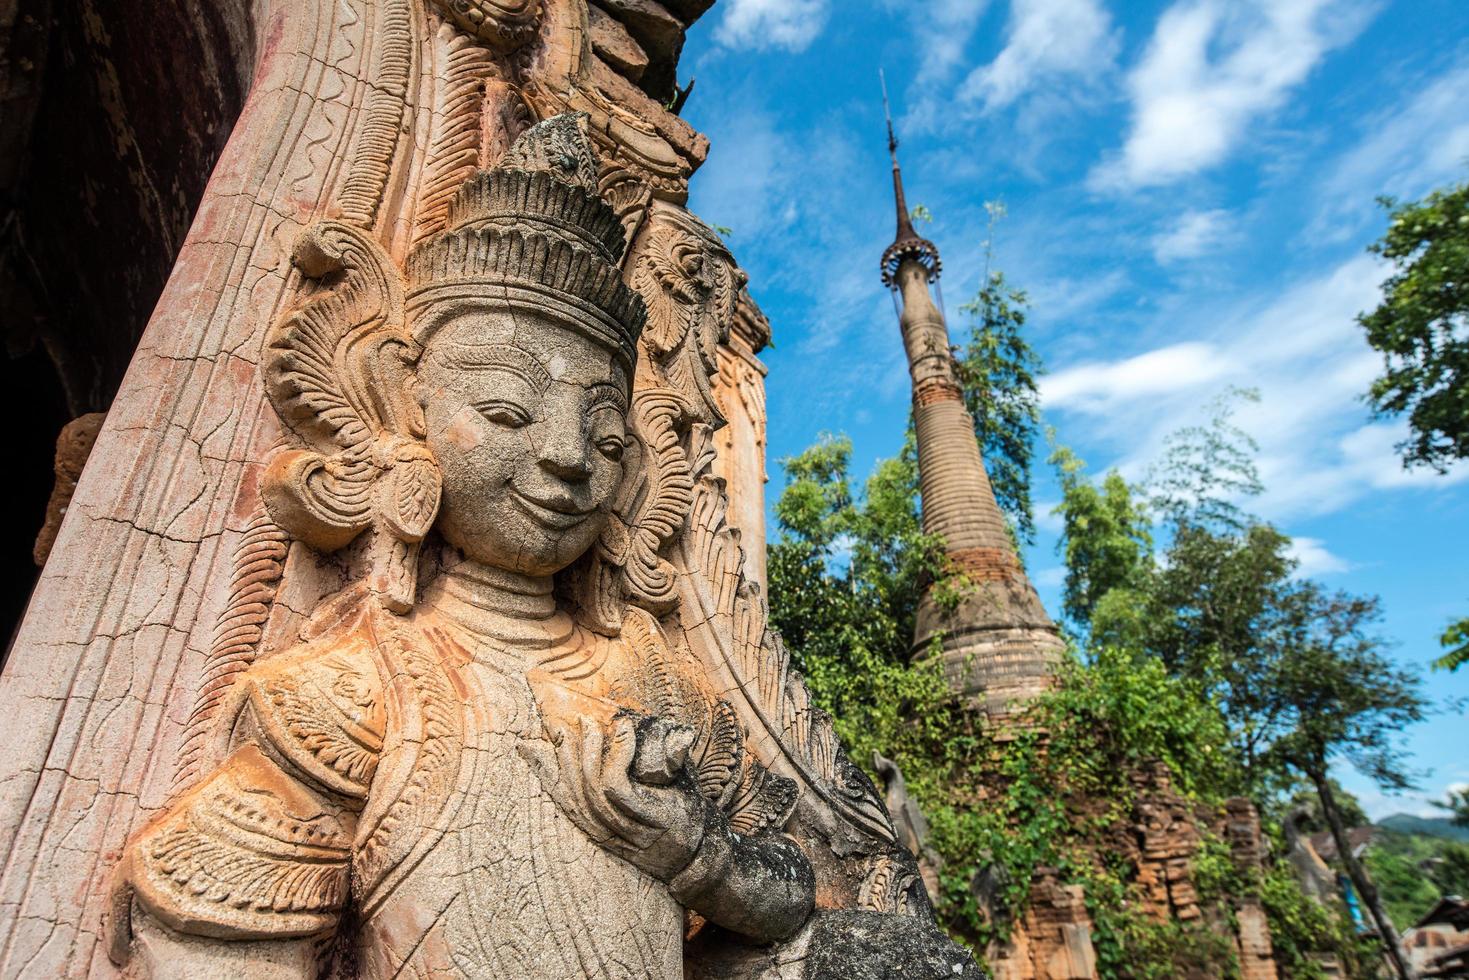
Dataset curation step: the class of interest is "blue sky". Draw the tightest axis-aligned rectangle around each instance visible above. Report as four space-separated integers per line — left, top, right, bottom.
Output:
679 0 1469 820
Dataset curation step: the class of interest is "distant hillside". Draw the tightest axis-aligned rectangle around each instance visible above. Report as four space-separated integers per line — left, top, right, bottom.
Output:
1377 813 1469 842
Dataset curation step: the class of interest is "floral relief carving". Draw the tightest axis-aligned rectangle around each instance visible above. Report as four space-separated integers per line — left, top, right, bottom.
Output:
429 0 543 51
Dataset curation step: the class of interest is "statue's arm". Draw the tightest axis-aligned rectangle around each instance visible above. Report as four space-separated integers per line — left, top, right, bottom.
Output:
109 639 381 974
107 742 355 975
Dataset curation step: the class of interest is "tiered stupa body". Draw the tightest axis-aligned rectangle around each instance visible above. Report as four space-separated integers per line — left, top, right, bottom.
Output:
880 125 1066 716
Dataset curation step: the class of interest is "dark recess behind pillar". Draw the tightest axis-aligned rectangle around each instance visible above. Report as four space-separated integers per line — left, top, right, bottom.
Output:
0 0 255 655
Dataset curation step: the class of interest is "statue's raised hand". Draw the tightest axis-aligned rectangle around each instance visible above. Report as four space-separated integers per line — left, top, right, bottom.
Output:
520 710 713 882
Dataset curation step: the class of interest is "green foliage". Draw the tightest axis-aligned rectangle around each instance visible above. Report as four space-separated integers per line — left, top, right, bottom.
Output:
1439 785 1469 827
957 271 1044 547
767 434 958 767
1147 388 1265 533
1437 613 1469 671
1051 404 1430 972
920 647 1244 974
1257 857 1374 979
1263 589 1427 791
1049 442 1153 630
1363 829 1469 929
1358 182 1469 472
1434 842 1469 896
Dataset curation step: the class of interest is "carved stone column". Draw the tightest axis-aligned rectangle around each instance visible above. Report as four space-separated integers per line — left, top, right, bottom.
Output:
712 288 771 590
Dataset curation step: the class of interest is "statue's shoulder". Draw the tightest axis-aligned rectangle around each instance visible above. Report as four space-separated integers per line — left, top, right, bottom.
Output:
113 599 399 947
234 595 395 800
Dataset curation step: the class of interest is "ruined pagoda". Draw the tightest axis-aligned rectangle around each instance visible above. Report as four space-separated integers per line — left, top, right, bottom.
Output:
880 100 1066 716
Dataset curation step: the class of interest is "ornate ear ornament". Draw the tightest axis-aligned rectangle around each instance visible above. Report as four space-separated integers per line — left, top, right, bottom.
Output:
570 385 696 635
261 221 441 613
431 0 542 51
566 205 746 635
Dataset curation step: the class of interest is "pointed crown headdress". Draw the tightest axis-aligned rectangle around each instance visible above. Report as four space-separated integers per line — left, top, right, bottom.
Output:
405 113 645 367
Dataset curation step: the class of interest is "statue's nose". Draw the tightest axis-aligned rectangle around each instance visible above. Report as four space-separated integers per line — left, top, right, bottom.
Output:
537 425 593 482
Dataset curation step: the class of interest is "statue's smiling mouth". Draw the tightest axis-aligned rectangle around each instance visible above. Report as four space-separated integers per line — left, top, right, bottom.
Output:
510 486 594 528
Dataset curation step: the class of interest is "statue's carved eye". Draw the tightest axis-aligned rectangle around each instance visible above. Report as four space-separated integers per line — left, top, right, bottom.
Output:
476 400 530 428
596 437 626 462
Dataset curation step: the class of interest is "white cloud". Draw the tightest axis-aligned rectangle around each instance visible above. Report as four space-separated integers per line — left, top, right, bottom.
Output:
1042 342 1233 414
1043 253 1468 522
1092 0 1374 190
961 0 1117 112
1287 537 1352 576
1152 208 1235 263
1314 60 1469 241
714 0 829 52
909 0 994 86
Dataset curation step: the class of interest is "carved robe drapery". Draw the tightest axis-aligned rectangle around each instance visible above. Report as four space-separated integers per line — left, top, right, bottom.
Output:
0 2 981 977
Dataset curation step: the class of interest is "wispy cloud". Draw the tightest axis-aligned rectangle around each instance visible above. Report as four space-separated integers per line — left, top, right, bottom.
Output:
715 0 829 52
1313 58 1469 241
1042 342 1234 413
1288 537 1353 576
1045 257 1469 525
1152 208 1235 263
1091 0 1376 191
961 0 1118 113
905 0 994 86
1043 253 1468 521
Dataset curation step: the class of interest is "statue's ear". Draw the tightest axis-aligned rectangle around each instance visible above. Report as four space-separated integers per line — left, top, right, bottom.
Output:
369 442 442 612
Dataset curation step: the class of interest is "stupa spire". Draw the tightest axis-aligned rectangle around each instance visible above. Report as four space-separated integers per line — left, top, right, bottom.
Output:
877 75 1064 716
880 71 941 288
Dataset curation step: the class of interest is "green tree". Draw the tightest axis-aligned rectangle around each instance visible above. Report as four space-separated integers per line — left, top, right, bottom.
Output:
1048 442 1153 631
955 202 1044 547
956 271 1043 547
1439 785 1469 826
1147 387 1265 533
1264 588 1428 980
1437 613 1469 672
1358 181 1469 473
1123 523 1303 790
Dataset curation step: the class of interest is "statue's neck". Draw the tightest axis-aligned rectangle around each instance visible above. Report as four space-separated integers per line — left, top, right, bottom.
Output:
426 552 573 652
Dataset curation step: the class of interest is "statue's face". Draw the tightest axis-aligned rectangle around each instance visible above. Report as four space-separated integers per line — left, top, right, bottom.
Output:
417 305 630 577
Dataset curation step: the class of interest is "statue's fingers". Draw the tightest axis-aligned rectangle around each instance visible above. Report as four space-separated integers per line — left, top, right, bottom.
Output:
604 780 666 831
577 722 631 833
605 715 640 782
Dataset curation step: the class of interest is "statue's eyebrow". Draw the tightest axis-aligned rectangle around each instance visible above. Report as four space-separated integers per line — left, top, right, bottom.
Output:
427 343 551 394
586 382 628 415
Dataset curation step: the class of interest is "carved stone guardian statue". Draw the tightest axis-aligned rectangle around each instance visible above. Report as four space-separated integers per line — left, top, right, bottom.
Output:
107 116 821 979
1 2 982 975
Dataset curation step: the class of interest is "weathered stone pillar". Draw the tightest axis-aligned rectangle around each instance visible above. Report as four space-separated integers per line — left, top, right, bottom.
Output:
712 288 771 590
1 3 378 970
